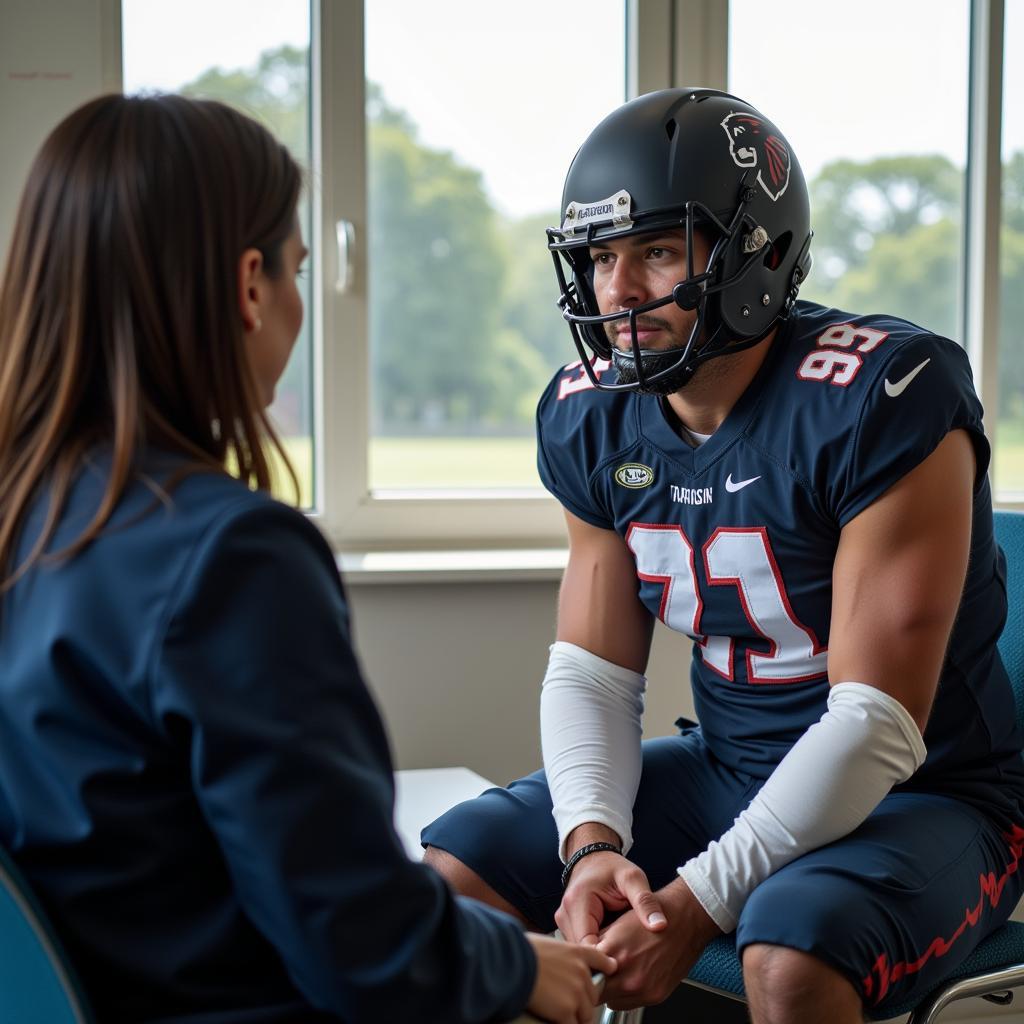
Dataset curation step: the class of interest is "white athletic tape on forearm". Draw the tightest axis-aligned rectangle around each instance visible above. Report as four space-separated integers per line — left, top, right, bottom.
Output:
540 641 646 862
679 681 927 932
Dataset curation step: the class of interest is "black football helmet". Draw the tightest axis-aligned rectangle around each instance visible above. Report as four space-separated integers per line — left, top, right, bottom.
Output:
547 88 813 393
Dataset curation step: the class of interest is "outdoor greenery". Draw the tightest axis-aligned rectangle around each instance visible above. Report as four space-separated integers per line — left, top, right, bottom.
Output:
180 45 1024 490
181 46 313 447
367 84 553 433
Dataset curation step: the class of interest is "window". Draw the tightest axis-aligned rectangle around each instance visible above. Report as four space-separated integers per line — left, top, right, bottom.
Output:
363 1 626 493
316 2 632 547
116 1 1016 547
122 0 315 507
729 0 970 342
995 0 1024 494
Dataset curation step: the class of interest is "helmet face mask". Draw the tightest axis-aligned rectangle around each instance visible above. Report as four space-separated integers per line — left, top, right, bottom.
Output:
547 88 813 394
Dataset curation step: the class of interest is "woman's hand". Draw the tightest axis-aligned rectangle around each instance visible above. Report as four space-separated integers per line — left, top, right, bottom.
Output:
525 933 617 1024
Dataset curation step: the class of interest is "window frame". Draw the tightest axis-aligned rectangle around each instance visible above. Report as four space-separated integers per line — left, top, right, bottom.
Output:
113 0 1014 551
311 0 664 551
964 0 1007 491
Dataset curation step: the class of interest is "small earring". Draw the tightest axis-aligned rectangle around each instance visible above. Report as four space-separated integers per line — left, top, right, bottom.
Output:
254 318 262 332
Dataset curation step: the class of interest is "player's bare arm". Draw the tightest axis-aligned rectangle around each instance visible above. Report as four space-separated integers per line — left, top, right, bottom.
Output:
828 427 976 726
556 508 654 672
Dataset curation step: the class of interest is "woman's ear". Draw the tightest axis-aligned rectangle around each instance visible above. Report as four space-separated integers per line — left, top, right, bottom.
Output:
237 247 265 332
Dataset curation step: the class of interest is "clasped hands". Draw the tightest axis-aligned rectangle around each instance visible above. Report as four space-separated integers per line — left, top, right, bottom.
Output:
554 849 721 1010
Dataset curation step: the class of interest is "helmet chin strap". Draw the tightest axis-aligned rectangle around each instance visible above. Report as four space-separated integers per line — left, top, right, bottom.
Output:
611 316 778 396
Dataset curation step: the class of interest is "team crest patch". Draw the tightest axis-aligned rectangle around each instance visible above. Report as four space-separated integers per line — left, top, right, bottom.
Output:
720 112 791 202
614 463 655 489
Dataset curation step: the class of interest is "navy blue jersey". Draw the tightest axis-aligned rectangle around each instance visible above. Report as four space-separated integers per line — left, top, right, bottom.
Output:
538 300 1024 826
0 452 534 1023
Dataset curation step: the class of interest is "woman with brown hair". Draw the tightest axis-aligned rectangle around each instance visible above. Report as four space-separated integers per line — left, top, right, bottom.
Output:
0 94 613 1024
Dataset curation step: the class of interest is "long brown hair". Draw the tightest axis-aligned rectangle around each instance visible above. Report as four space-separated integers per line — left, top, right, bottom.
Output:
0 94 302 589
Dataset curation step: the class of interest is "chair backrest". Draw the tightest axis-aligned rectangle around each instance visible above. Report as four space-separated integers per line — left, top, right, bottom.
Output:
0 844 93 1024
994 510 1024 728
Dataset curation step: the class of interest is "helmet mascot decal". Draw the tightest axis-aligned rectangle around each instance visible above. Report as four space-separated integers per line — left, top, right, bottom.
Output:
720 112 791 202
547 88 813 393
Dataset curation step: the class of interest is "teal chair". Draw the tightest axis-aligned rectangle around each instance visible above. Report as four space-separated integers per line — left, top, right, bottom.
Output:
0 843 93 1024
604 510 1024 1024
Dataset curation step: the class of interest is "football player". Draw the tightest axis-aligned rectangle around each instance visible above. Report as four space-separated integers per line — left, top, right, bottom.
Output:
423 88 1024 1022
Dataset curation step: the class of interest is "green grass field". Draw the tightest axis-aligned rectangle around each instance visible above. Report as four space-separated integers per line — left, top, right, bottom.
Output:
271 435 542 506
274 430 1024 508
370 436 541 490
994 423 1024 495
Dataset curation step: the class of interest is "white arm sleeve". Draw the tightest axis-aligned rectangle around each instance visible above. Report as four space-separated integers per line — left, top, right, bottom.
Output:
540 641 647 862
679 681 927 932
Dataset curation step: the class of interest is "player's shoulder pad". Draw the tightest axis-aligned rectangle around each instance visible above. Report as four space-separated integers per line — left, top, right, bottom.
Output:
762 302 974 430
537 356 625 419
536 358 639 528
772 302 983 525
780 301 962 395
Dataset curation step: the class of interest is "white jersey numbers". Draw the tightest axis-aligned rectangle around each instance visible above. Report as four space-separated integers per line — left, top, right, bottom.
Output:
796 322 889 388
627 523 828 684
622 524 732 676
558 358 613 400
704 528 828 682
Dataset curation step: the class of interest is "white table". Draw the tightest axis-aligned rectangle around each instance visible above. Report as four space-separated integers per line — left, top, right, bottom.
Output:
394 772 1024 1021
394 768 556 1023
393 766 496 860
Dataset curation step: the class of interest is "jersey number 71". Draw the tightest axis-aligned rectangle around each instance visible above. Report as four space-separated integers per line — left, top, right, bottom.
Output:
627 523 828 684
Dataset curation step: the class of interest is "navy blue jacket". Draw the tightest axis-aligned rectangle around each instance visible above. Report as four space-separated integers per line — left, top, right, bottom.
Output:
0 453 534 1023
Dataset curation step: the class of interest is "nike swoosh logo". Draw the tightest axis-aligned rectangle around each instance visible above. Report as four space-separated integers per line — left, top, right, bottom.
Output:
725 474 761 493
884 358 931 398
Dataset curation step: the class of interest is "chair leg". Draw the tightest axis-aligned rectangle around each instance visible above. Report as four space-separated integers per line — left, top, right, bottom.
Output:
906 964 1024 1024
599 1009 645 1024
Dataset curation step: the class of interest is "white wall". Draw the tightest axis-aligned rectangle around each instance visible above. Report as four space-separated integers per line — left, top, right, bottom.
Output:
347 577 697 784
0 1 119 254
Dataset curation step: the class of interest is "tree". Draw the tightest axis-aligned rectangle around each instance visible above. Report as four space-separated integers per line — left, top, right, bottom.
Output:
368 86 547 432
806 154 961 294
179 47 312 440
369 93 497 429
180 45 308 158
178 57 563 436
820 219 960 340
496 211 572 373
1004 152 1024 234
179 48 1024 439
997 225 1024 420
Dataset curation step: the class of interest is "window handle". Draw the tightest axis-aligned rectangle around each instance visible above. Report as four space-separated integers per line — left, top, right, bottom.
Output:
335 219 355 293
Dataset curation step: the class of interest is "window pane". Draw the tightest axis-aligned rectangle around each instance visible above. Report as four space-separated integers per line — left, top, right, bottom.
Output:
730 0 969 343
121 1 314 507
995 1 1024 495
366 0 626 491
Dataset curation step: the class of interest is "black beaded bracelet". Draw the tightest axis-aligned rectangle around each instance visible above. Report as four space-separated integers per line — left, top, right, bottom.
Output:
561 841 621 889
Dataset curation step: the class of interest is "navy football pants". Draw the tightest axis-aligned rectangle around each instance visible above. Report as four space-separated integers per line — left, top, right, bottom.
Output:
422 730 1024 1013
